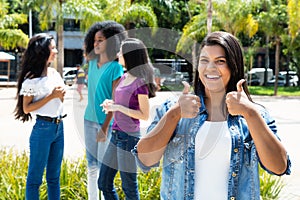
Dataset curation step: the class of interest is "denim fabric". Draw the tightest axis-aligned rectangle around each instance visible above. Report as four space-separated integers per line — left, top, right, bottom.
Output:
26 118 64 200
99 130 140 200
132 95 291 200
84 119 111 200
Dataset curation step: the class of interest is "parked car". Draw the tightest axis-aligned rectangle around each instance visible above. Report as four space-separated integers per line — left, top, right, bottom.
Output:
279 71 299 86
162 72 190 88
0 75 8 82
266 75 298 86
247 73 261 86
63 67 78 86
248 68 273 86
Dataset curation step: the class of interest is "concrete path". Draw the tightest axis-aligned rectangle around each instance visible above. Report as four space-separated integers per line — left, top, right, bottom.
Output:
0 86 299 199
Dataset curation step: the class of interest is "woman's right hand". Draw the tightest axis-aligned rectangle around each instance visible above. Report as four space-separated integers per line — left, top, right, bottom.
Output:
100 99 115 114
51 86 66 102
178 81 201 118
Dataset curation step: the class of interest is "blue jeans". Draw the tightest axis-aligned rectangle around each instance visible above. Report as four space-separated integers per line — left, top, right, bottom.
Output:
84 119 111 200
98 130 140 200
26 118 64 200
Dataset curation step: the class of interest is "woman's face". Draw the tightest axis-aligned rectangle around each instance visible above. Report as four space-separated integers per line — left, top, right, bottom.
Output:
94 31 107 54
198 45 231 94
47 39 58 63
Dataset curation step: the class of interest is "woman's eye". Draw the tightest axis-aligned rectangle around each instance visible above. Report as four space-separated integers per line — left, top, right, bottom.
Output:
199 59 209 64
216 60 226 65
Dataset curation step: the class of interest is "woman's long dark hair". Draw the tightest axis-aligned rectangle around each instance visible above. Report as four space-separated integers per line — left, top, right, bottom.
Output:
84 20 127 61
14 33 54 122
121 38 157 98
193 31 252 101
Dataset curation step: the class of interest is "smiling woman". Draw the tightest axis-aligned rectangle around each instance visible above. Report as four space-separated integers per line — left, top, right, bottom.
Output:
14 33 66 200
134 31 291 200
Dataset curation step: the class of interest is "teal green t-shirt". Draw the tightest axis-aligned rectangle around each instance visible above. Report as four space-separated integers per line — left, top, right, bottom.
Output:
84 59 124 124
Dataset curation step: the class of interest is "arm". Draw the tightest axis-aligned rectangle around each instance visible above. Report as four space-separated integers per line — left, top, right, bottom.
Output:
23 86 65 114
137 103 181 166
243 108 287 175
97 78 120 142
226 79 288 175
102 94 150 121
137 90 200 167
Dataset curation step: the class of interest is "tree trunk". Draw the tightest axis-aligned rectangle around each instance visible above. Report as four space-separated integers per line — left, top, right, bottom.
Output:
207 0 212 34
274 37 280 96
57 23 64 76
264 35 270 86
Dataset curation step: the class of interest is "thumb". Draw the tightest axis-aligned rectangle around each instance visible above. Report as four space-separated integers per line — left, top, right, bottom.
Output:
182 81 190 94
236 79 245 92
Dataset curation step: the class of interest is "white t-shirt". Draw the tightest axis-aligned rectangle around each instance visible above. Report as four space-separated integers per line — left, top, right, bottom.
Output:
20 67 65 117
194 121 231 200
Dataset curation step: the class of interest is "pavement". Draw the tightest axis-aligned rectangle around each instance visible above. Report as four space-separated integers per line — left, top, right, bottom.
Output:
0 86 300 199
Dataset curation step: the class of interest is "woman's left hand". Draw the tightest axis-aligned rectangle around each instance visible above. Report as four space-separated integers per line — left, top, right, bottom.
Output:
100 99 118 114
226 79 255 116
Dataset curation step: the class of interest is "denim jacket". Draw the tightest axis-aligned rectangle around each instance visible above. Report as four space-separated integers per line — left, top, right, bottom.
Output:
132 95 291 200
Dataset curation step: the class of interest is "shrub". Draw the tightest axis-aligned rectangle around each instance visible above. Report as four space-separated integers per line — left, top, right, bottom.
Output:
0 147 285 199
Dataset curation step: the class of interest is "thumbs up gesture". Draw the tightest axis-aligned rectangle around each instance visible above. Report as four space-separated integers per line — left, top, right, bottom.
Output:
226 79 254 116
178 81 201 118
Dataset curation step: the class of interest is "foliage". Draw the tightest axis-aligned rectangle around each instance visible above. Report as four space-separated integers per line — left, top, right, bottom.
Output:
0 148 88 199
63 0 105 32
214 0 259 37
286 0 300 41
0 145 289 199
0 148 161 199
0 0 29 49
0 148 27 200
259 166 285 200
114 167 161 199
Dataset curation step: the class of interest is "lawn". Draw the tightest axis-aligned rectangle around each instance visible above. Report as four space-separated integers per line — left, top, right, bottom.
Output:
248 86 300 96
161 84 300 97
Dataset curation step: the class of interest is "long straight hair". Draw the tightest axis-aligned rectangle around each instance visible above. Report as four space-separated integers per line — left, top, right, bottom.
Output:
14 33 54 122
193 31 252 101
121 38 157 98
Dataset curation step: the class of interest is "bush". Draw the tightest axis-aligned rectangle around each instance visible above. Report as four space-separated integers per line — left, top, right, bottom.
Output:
0 148 284 199
0 148 160 199
259 166 285 200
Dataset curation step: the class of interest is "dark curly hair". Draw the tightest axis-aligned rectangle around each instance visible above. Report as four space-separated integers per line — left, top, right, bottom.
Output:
84 20 127 61
14 33 54 122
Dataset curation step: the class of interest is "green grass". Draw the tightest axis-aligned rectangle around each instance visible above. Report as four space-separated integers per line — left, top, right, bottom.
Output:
161 84 300 96
248 86 300 96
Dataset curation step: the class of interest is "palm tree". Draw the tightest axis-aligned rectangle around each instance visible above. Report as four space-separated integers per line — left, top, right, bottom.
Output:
258 0 287 95
0 0 28 49
63 0 105 32
24 0 157 75
281 0 300 86
177 0 259 60
103 0 157 32
214 0 259 38
23 0 105 75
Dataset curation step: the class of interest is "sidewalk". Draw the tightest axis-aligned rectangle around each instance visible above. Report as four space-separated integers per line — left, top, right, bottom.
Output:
0 86 299 199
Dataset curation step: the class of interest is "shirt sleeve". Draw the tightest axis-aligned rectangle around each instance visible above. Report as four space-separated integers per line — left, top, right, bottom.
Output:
136 79 149 95
19 79 47 96
112 62 124 81
131 147 160 173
